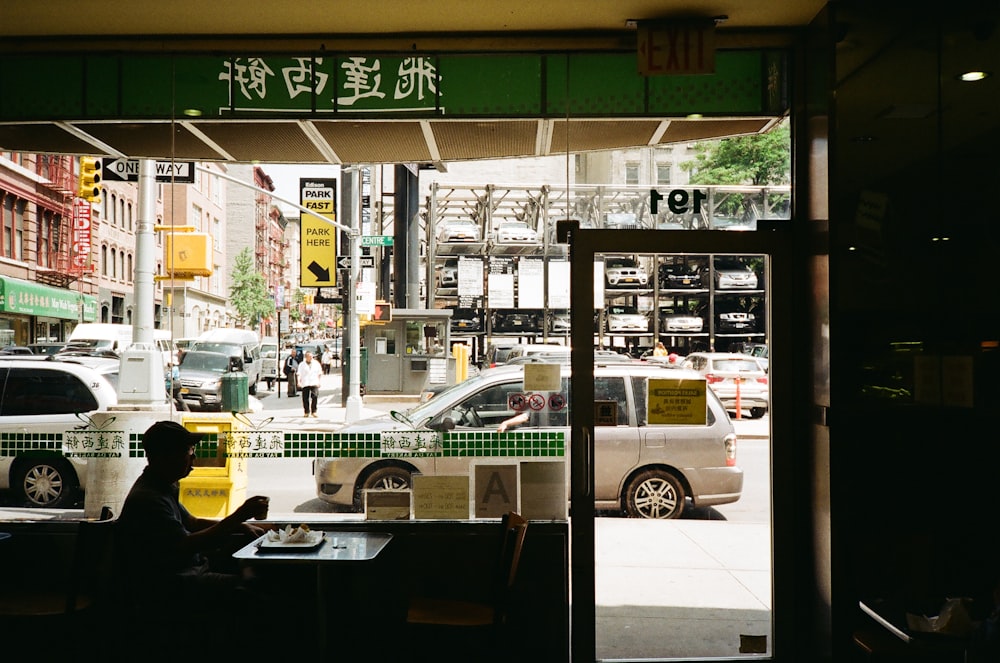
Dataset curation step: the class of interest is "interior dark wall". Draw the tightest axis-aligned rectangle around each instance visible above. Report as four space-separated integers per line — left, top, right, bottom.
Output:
829 4 1000 656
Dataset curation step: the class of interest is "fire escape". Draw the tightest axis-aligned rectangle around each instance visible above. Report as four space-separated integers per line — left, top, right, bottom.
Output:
35 155 80 288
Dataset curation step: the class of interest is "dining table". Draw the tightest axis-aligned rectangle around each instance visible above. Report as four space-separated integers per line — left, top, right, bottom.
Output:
232 530 393 653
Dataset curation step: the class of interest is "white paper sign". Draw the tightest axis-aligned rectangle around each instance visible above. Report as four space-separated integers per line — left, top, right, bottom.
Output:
518 259 545 308
457 257 484 297
548 261 570 308
488 272 515 308
356 281 376 315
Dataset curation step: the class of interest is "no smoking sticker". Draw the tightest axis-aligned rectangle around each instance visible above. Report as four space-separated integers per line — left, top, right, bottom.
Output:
528 393 546 411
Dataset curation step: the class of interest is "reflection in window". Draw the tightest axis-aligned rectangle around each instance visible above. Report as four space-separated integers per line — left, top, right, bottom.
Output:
0 368 98 416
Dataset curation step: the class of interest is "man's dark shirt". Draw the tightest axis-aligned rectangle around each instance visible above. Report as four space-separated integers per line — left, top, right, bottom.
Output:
116 467 207 594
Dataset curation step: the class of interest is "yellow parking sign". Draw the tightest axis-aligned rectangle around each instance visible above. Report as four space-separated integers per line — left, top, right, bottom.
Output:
647 378 707 425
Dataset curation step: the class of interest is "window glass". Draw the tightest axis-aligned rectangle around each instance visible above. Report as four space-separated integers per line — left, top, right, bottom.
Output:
632 376 716 427
0 368 98 416
594 376 628 425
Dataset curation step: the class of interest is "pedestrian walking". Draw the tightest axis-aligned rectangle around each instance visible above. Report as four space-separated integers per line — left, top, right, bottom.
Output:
296 350 322 417
282 346 298 397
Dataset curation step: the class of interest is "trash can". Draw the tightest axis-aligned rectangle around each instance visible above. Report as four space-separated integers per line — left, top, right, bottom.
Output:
343 347 368 387
220 370 249 412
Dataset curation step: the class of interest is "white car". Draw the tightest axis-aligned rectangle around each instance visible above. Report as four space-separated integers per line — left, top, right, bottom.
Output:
659 307 704 333
492 221 538 244
713 257 759 289
679 352 769 418
436 218 482 243
606 305 649 333
604 256 649 287
0 359 118 508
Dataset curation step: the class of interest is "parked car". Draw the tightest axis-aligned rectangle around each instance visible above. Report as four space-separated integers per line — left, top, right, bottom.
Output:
260 337 280 389
659 306 704 333
436 218 482 243
449 308 482 333
491 309 541 333
177 350 235 411
188 328 261 395
679 352 769 418
713 257 759 289
715 306 757 333
484 341 520 367
26 342 67 356
549 311 571 334
492 221 538 244
0 359 118 508
604 212 641 229
435 258 458 288
503 343 571 363
739 343 769 371
658 262 705 289
313 362 743 519
604 256 649 287
0 345 33 355
606 305 649 333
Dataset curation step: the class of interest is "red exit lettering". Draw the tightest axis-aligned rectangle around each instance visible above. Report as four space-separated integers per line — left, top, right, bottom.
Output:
637 23 715 76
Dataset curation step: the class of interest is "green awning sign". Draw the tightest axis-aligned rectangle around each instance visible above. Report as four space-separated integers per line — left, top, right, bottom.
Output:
0 276 97 320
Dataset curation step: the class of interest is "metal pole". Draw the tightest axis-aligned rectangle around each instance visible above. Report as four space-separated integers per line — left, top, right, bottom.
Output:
345 166 363 423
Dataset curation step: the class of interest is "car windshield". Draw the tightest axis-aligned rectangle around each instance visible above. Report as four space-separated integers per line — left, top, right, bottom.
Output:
181 352 230 372
609 306 638 315
713 358 764 373
715 258 749 271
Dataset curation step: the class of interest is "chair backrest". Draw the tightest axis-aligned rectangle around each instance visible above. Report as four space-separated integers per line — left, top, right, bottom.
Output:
66 508 116 613
493 511 528 625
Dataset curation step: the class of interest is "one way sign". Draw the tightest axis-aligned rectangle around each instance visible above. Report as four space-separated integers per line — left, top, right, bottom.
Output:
102 159 196 183
337 256 375 269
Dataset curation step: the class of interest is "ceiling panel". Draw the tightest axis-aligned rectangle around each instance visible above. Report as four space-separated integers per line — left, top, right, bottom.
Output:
187 121 325 162
315 122 432 163
433 121 539 160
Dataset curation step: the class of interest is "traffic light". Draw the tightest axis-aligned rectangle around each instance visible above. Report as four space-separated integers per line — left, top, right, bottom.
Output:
77 157 102 204
373 302 392 322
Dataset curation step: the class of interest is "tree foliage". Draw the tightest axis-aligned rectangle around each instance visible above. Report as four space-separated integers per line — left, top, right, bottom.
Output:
229 247 274 327
681 122 790 186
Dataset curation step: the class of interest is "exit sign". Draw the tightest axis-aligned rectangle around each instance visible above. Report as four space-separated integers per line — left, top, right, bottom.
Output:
361 235 393 247
637 21 715 75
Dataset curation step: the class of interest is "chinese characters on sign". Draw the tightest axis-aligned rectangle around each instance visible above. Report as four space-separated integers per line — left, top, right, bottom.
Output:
646 378 708 425
381 431 443 458
218 56 441 113
226 430 285 458
64 429 126 458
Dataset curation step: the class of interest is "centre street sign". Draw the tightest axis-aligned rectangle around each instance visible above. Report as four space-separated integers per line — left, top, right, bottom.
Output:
102 159 196 183
361 235 393 247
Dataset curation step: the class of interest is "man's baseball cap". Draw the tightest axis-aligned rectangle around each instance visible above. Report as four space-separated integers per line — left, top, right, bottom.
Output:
142 420 203 453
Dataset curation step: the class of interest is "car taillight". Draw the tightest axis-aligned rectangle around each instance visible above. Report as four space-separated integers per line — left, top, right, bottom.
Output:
724 433 737 466
756 377 768 385
705 373 724 384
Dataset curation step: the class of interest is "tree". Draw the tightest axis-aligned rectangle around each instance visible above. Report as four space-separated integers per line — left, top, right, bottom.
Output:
681 121 790 186
229 247 274 328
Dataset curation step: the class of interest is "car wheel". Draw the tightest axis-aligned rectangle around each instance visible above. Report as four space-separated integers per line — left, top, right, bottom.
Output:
749 407 767 419
355 465 412 509
13 457 79 508
624 469 685 519
249 380 257 396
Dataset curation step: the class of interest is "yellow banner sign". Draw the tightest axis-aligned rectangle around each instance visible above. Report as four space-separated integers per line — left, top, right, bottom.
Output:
647 378 708 425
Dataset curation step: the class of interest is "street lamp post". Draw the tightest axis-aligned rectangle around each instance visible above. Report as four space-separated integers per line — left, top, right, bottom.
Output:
345 165 363 423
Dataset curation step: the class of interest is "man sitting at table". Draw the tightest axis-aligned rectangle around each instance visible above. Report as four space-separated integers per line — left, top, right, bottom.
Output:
116 420 271 606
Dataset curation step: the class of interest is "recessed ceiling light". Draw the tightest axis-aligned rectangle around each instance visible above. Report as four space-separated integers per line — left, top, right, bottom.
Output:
958 70 990 82
183 108 203 117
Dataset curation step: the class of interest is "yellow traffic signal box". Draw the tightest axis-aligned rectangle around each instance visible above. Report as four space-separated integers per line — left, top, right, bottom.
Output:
78 156 102 203
164 232 213 277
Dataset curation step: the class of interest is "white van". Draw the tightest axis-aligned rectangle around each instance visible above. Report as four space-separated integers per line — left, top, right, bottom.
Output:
188 328 262 394
259 336 279 390
63 323 174 365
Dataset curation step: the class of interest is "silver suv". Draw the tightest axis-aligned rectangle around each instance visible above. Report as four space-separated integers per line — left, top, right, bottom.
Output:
0 359 118 508
313 362 743 519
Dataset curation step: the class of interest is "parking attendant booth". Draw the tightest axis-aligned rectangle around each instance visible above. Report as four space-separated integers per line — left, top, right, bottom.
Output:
363 308 453 394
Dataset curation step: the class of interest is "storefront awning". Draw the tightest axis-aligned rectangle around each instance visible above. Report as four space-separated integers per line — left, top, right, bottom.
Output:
0 275 97 321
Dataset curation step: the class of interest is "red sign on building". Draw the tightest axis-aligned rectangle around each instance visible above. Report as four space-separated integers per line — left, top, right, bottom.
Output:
71 200 93 274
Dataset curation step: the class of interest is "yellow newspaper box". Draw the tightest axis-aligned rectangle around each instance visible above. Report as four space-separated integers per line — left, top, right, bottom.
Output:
178 413 249 518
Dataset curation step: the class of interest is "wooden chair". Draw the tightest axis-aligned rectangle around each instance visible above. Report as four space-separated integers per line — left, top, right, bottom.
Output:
0 507 116 651
405 512 529 662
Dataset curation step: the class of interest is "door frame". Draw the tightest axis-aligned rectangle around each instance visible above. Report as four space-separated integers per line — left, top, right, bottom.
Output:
568 224 795 661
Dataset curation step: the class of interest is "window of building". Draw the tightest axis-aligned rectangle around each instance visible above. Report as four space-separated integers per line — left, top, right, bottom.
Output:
14 199 24 261
110 248 117 279
118 197 125 228
656 162 672 185
127 202 133 231
2 193 13 258
625 162 640 185
36 209 51 267
101 245 108 275
111 295 124 324
127 254 133 283
191 203 203 230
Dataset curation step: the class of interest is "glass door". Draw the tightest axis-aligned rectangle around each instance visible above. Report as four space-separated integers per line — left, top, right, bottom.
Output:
569 225 792 661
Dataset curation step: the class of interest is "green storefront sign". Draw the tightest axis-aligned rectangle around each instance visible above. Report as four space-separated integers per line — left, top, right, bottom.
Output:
0 50 786 121
0 276 97 320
